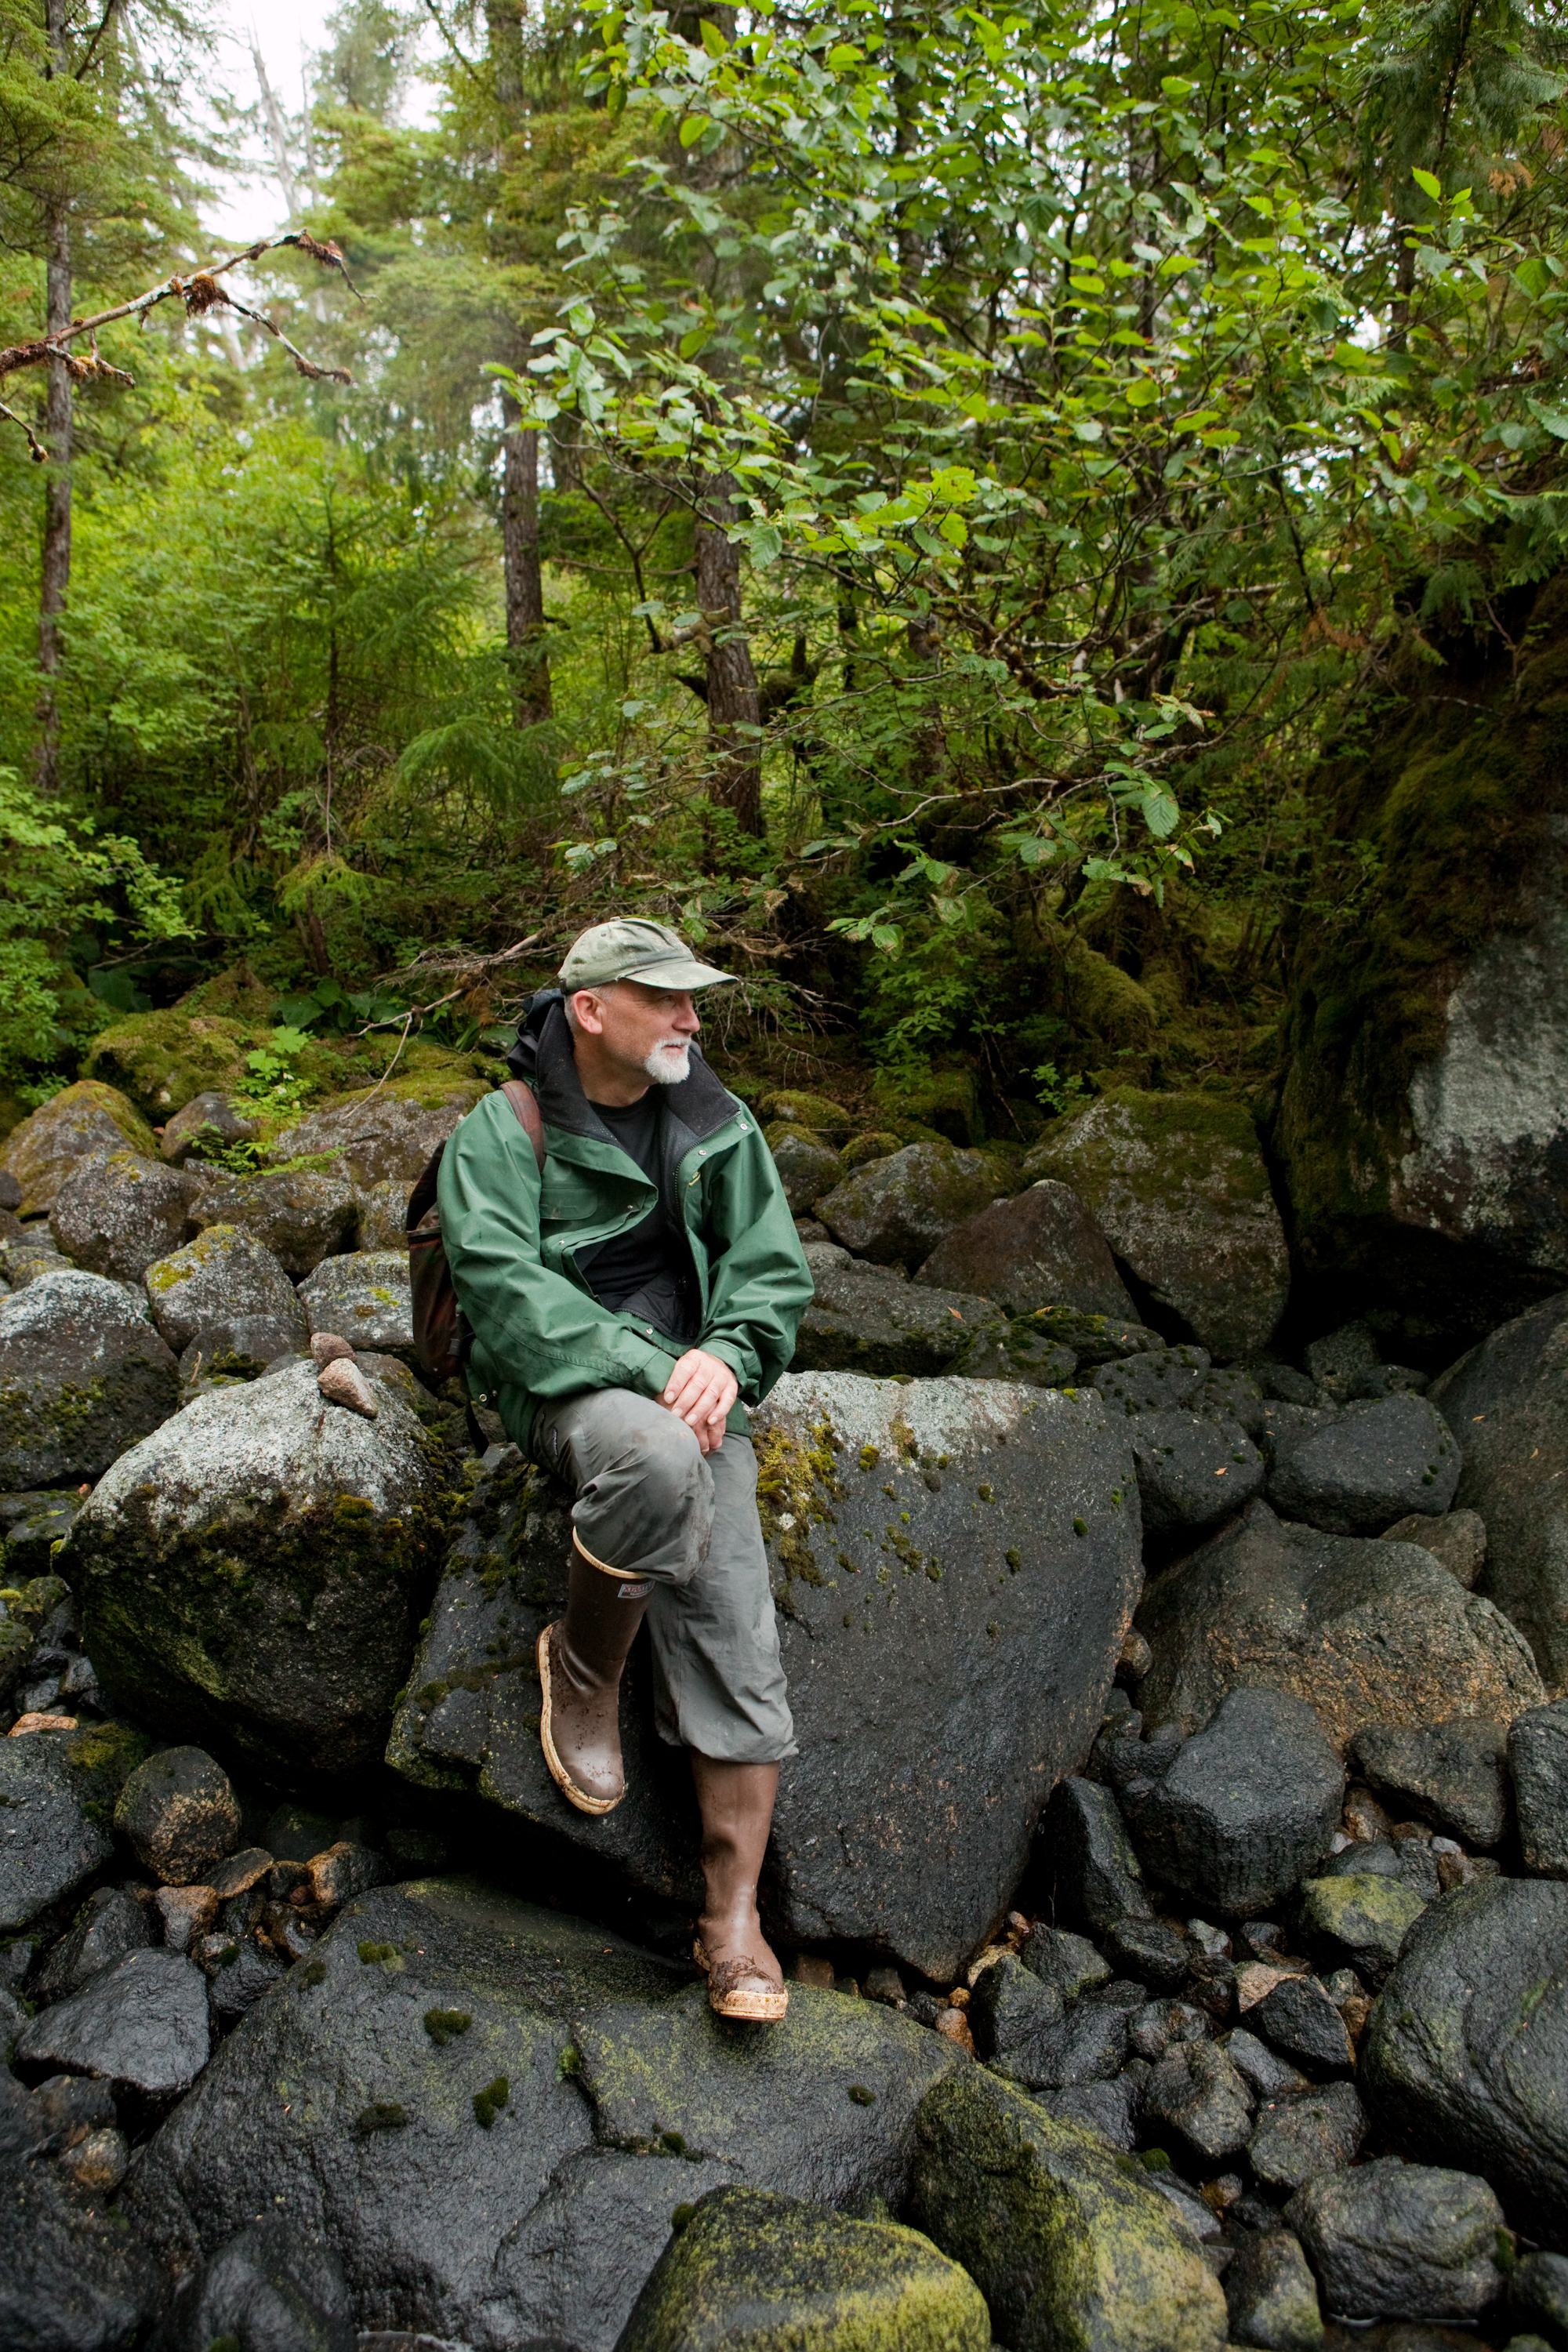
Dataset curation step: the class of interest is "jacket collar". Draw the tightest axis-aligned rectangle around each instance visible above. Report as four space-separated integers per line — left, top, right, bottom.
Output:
506 992 740 1149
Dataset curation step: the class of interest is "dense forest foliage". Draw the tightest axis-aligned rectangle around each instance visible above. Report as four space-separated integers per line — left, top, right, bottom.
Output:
3 0 1566 1140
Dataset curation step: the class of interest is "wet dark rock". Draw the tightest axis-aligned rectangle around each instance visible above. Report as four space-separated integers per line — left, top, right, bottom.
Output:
968 1951 1064 2082
0 1489 81 1578
1125 1688 1345 1917
1094 1344 1210 1414
1286 2159 1504 2325
1129 1998 1211 2062
914 1180 1137 1319
1361 1878 1568 2239
1033 2073 1145 2152
49 1150 205 1283
1350 1720 1510 1848
393 1374 1142 1983
0 2074 163 2350
1196 1366 1269 1436
144 1225 307 1357
265 1802 336 1860
191 1166 360 1279
16 1946 209 2098
70 1360 445 1779
1018 1924 1111 2002
1509 2252 1568 2345
1321 1836 1441 1905
767 1125 844 1215
1132 1502 1544 1752
1036 1775 1152 1936
1250 1976 1356 2076
1006 1984 1134 2092
0 1722 147 1930
31 1886 152 2005
114 1744 240 1886
209 1846 273 1898
307 1842 389 1909
197 1929 288 2028
27 2071 118 2151
0 1269 180 1488
1226 2028 1312 2099
1225 2229 1325 2351
1142 2038 1255 2163
1380 1511 1486 1588
125 1878 963 2350
815 1142 1015 1269
1104 1916 1191 1989
1508 1700 1568 1878
1305 1327 1381 1400
153 2214 357 2352
1268 1396 1461 1537
790 1254 1016 1381
615 2183 990 2352
909 2065 1229 2351
1294 1875 1427 1986
1131 1411 1266 1532
1249 2082 1368 2192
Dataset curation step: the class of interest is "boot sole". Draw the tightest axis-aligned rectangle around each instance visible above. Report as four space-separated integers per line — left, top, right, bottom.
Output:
537 1624 623 1817
693 1936 789 2024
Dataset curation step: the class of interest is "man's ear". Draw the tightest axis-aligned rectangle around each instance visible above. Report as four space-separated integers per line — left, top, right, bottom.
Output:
571 988 607 1036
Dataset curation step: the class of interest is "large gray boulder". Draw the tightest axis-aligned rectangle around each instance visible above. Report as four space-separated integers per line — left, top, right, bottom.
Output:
0 1269 180 1486
1267 1393 1461 1535
1131 1410 1265 1533
390 1373 1142 1980
297 1250 414 1356
68 1360 446 1777
49 1149 205 1281
791 1249 1073 1385
1432 1294 1568 1692
1133 1499 1545 1750
1286 2158 1505 2323
144 1225 306 1358
914 1181 1136 1319
191 1166 357 1277
815 1142 1014 1269
1361 1876 1568 2239
123 1877 964 2351
268 1078 488 1190
1022 1089 1289 1359
1124 1687 1345 1914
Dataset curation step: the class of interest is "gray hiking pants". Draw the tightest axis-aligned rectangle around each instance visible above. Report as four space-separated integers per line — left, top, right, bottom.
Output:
531 1386 795 1765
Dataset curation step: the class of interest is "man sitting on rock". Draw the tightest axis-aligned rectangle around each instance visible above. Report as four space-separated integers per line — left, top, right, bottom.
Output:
437 920 812 2023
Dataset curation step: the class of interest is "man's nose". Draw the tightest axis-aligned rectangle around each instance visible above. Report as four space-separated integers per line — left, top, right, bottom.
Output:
673 996 700 1033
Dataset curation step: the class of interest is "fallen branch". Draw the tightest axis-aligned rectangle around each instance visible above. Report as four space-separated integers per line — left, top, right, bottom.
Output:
0 230 361 457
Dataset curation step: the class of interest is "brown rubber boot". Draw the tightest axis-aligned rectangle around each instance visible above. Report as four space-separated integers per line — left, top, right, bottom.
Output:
537 1549 650 1815
690 1755 788 2023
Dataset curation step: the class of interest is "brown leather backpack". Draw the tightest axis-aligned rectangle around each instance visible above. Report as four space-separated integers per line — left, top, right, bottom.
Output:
407 1079 544 1384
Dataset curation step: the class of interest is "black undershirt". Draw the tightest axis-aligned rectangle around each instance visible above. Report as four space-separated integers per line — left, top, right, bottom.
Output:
579 1093 695 1339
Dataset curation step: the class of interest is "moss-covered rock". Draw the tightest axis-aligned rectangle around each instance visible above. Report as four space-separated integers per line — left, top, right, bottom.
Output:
817 1142 1015 1270
297 1250 414 1356
0 1719 148 1931
765 1126 844 1215
840 1131 903 1172
0 1269 180 1488
615 2186 989 2352
793 1251 1074 1386
1296 1872 1428 1985
143 1225 307 1358
269 1073 489 1192
909 2067 1229 2352
123 1877 964 2348
1273 601 1568 1352
0 1080 156 1213
49 1149 205 1282
757 1091 855 1145
83 1007 339 1121
67 1359 448 1777
189 1166 356 1278
1024 1090 1289 1358
870 1067 981 1147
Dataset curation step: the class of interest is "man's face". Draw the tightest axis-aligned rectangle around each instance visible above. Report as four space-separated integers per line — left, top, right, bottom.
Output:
571 979 701 1084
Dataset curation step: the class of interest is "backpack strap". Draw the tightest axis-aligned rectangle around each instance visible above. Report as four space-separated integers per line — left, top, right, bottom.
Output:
499 1079 546 1171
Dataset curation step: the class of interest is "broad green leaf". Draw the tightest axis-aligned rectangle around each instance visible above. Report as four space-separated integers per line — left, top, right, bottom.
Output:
1411 167 1442 202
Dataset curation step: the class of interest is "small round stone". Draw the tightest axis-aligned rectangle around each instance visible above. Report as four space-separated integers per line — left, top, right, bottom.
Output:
114 1745 241 1886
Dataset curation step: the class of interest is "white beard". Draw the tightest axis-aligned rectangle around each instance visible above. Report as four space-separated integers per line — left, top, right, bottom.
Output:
643 1040 691 1085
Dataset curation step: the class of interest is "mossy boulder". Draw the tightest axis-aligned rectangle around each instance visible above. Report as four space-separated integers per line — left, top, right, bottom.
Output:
143 1225 306 1358
190 1166 357 1279
757 1091 855 1145
909 2067 1228 2352
269 1073 489 1192
1024 1090 1289 1359
298 1250 414 1356
83 1007 339 1122
870 1068 980 1147
123 1877 963 2348
615 2186 989 2352
0 1719 149 1930
1273 604 1568 1352
817 1142 1014 1270
1295 1873 1428 1984
0 1080 156 1213
793 1250 1073 1385
765 1126 844 1215
48 1149 205 1282
0 1269 180 1488
67 1359 448 1777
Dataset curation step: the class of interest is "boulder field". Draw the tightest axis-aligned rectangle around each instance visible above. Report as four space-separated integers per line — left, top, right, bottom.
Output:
0 1047 1564 2348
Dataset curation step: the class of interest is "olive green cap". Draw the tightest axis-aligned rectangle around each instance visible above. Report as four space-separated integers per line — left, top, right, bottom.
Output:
558 918 733 993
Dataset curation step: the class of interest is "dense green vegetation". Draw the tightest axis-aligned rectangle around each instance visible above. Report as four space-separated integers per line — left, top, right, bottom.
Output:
3 0 1566 1134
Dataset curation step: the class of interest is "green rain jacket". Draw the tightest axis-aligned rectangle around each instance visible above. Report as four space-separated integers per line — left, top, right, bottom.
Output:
436 996 813 1444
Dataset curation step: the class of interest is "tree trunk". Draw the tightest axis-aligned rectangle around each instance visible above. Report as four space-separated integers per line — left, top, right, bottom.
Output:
500 390 551 728
34 193 71 793
695 474 763 835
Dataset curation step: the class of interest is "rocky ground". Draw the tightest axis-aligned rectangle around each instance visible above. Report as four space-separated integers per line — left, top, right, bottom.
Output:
0 1062 1565 2352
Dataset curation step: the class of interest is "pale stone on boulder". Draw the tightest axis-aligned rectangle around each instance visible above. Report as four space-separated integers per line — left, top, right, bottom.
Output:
68 1359 445 1775
1023 1089 1289 1359
0 1080 157 1213
1133 1498 1545 1750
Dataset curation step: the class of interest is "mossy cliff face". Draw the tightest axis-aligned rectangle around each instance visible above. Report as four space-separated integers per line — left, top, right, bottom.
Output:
1024 1090 1288 1359
122 1876 962 2348
1273 579 1568 1349
0 1080 157 1214
615 2187 990 2352
67 1360 448 1777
